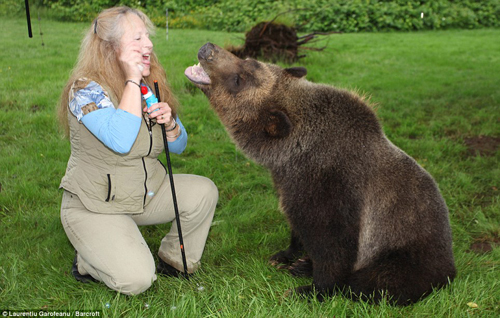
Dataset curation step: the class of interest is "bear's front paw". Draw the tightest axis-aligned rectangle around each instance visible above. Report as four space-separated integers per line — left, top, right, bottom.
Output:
288 256 313 277
269 250 295 267
269 248 305 267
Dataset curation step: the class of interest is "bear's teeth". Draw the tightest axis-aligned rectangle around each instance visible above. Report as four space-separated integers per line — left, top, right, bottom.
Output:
191 63 206 77
191 63 200 76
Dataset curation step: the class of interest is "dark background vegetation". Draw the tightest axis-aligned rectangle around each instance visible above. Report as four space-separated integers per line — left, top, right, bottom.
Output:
3 0 500 33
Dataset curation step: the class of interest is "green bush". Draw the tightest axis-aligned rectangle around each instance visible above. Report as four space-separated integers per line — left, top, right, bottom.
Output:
4 0 500 32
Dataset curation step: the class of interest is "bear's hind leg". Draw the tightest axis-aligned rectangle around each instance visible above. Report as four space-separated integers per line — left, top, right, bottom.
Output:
348 248 453 306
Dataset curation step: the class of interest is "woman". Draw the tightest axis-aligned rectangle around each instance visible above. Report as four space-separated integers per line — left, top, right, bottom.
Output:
58 6 218 295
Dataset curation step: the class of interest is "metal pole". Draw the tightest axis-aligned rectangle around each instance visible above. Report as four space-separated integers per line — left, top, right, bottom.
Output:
25 0 32 38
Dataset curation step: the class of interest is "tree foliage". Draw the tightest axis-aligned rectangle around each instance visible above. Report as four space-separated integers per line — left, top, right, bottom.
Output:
5 0 500 32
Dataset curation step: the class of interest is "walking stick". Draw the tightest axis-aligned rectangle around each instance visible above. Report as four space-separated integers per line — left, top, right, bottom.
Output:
151 81 189 277
25 0 32 38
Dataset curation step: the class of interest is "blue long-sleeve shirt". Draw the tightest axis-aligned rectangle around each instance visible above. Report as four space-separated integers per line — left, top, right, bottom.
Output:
69 80 187 154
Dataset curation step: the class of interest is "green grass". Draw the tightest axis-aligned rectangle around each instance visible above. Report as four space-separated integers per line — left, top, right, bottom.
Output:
1 17 499 317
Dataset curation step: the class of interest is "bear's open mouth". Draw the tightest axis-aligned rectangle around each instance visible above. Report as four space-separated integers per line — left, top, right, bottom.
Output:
185 63 211 85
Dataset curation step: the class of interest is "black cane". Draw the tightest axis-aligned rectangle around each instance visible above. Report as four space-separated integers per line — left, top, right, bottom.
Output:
25 0 32 38
154 80 189 277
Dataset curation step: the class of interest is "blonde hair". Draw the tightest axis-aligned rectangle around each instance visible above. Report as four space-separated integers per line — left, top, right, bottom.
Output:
58 6 178 136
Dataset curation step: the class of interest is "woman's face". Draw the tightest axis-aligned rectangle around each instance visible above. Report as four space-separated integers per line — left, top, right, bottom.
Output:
118 13 153 77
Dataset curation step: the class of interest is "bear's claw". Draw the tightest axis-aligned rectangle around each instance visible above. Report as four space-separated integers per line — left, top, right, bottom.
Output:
289 257 313 277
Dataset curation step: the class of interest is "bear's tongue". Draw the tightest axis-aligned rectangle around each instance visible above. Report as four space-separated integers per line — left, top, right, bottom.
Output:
184 63 211 85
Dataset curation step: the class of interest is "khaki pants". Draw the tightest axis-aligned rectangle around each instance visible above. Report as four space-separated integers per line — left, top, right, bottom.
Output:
60 174 218 295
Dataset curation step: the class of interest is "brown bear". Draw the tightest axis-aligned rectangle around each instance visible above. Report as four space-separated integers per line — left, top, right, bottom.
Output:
184 42 456 305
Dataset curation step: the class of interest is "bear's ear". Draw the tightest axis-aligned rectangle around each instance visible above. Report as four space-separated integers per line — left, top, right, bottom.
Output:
284 67 307 78
265 109 292 138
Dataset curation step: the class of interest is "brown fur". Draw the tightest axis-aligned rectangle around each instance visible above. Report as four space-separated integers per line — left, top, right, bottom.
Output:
186 42 456 305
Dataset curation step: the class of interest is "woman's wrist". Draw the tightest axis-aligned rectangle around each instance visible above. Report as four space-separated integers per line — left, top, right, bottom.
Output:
125 79 141 88
166 119 181 139
166 125 181 139
119 78 142 118
165 118 177 132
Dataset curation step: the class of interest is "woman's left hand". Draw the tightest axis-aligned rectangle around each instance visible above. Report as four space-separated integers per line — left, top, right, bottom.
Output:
144 102 174 126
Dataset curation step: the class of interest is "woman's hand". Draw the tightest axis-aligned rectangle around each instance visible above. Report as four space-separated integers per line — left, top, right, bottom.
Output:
118 40 143 82
144 102 174 127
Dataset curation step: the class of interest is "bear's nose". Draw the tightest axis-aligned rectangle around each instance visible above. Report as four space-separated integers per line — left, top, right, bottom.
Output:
198 42 216 62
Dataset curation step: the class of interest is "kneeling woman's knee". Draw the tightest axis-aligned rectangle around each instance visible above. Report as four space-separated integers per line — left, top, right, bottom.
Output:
187 176 218 212
201 177 219 203
108 269 155 295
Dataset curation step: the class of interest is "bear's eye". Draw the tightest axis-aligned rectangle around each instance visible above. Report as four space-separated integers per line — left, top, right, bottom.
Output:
234 75 240 86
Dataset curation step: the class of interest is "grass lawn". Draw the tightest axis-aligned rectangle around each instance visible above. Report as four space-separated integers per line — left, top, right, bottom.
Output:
0 17 499 317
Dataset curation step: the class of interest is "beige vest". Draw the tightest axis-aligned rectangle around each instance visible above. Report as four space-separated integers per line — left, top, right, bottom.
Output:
60 109 167 214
